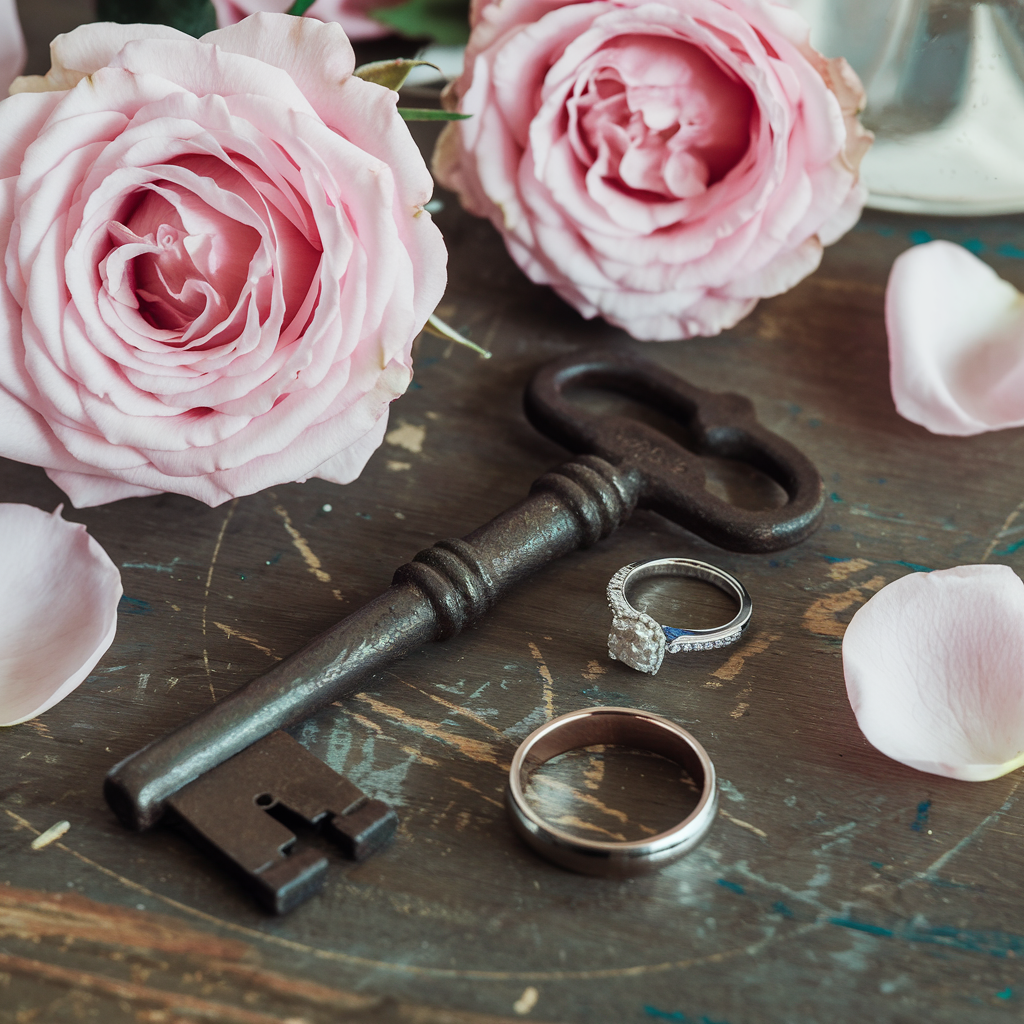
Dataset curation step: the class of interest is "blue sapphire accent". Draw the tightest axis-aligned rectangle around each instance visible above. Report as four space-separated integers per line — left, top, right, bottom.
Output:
663 627 697 641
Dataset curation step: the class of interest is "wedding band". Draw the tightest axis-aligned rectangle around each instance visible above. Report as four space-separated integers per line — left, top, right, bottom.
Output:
506 707 717 877
607 558 752 674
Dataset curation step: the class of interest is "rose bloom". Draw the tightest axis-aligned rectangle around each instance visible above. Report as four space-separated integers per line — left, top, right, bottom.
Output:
212 0 401 42
435 0 871 341
0 15 445 507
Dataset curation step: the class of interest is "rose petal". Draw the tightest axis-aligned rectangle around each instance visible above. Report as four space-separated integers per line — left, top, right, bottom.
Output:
843 564 1024 781
0 0 26 95
0 504 122 726
886 240 1024 435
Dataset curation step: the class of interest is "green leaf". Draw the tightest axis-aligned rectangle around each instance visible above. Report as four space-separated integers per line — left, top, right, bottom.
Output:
96 0 216 36
285 0 317 14
398 108 471 121
424 314 491 358
355 59 441 92
371 0 471 46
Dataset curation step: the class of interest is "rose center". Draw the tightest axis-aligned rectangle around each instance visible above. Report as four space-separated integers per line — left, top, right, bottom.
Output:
569 36 754 201
109 189 260 336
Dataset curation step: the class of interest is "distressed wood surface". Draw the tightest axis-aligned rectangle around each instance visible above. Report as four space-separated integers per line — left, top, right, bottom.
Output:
5 9 1024 1023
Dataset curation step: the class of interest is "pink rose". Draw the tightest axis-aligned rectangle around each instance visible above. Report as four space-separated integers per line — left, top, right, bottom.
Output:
212 0 401 42
435 0 871 341
1 0 26 94
1 15 446 507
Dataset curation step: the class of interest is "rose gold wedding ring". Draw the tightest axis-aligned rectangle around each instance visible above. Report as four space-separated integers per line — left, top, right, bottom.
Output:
506 707 718 877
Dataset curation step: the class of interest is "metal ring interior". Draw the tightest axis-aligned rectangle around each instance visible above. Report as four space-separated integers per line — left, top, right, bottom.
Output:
506 707 718 877
622 557 752 649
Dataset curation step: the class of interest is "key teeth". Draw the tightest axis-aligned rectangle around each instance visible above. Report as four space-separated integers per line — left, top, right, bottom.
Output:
253 848 328 915
324 799 399 861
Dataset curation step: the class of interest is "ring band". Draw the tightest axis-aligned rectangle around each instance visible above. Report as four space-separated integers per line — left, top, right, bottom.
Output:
607 558 752 674
506 707 718 877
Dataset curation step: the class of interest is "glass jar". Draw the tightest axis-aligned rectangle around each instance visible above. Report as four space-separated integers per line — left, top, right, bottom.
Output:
790 0 1024 214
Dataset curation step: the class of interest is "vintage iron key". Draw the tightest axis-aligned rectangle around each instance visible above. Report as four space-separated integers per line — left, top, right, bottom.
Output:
105 348 824 912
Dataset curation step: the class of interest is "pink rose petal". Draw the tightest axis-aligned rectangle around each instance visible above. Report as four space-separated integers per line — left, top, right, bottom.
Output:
0 15 446 507
0 0 26 95
0 504 122 727
843 564 1024 781
886 240 1024 435
437 0 870 341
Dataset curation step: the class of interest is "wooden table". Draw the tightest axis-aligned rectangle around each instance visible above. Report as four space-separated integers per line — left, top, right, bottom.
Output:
5 8 1024 1022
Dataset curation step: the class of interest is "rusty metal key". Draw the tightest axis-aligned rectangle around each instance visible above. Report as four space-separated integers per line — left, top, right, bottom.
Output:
105 347 824 912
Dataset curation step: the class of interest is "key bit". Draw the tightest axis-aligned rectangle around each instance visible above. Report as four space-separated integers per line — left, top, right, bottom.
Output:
166 730 397 914
105 347 824 913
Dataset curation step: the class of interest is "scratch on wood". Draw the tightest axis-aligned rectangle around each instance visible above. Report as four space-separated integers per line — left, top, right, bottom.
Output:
582 753 605 791
273 504 331 583
982 498 1024 561
803 576 885 638
405 681 506 737
904 780 1021 886
547 815 628 842
729 687 752 719
22 720 51 739
201 500 238 702
827 558 875 582
212 622 280 661
449 777 504 809
354 695 509 768
527 642 556 720
719 809 768 839
528 775 635 826
581 660 606 681
385 421 426 454
712 633 780 682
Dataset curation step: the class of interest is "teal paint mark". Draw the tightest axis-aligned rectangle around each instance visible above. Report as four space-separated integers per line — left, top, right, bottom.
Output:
911 800 931 832
772 901 794 918
118 596 151 615
823 555 846 562
717 879 745 895
122 557 181 573
870 861 884 870
876 478 887 484
356 512 372 520
830 492 842 503
891 560 932 572
238 573 246 581
265 551 282 566
997 537 1024 556
997 244 1024 260
831 918 1024 957
645 1007 688 1022
702 1018 731 1024
409 380 423 390
963 238 984 254
808 418 822 428
997 988 1013 1000
908 229 933 245
829 524 842 531
830 918 894 938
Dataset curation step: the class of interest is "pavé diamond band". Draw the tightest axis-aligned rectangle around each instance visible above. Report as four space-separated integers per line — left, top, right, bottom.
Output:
606 557 752 674
506 707 718 877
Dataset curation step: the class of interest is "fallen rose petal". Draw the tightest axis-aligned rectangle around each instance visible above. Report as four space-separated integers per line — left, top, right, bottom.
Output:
1 0 26 94
0 504 122 727
887 240 1024 435
843 564 1024 781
